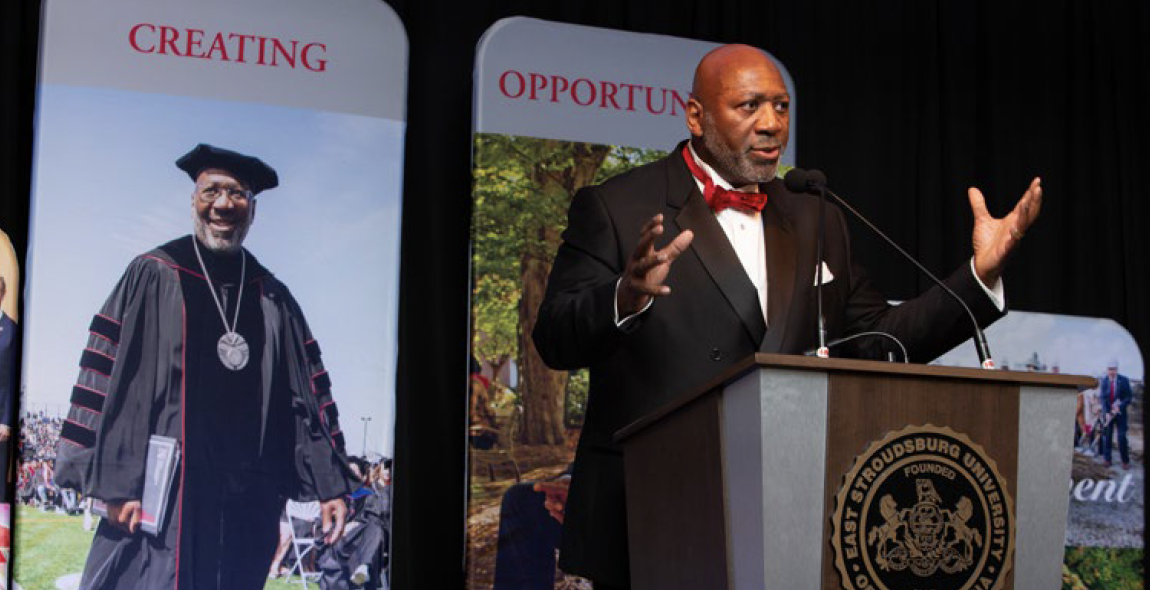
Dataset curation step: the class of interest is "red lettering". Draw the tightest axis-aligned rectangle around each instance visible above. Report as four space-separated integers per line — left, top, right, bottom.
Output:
670 89 689 116
599 81 621 109
619 83 639 111
500 70 525 98
184 28 206 58
128 23 155 53
124 24 326 72
301 42 327 72
572 78 596 106
158 26 179 55
646 87 667 114
271 38 297 68
549 75 569 103
205 33 230 61
528 73 548 101
228 33 256 63
257 36 269 65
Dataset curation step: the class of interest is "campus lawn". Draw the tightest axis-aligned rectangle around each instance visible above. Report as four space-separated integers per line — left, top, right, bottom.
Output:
12 504 316 590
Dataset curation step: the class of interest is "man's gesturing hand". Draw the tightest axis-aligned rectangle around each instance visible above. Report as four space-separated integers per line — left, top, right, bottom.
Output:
969 177 1043 285
616 213 694 317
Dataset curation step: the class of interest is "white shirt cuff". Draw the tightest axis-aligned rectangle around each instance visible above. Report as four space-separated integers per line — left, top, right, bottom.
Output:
970 258 1006 311
614 277 654 327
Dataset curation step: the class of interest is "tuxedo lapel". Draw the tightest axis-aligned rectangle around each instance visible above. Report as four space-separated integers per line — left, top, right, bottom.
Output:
667 155 767 347
759 194 797 353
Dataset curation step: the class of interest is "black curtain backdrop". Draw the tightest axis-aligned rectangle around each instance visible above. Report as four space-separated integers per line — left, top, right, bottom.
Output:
3 1 1147 588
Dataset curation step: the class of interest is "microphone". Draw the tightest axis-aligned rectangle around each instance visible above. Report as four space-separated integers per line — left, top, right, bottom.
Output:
785 169 831 357
783 168 996 369
783 168 826 194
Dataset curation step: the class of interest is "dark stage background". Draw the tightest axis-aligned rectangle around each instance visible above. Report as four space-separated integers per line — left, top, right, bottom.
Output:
3 1 1147 588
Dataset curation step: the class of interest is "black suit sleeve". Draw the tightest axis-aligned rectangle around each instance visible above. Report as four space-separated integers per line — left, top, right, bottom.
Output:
831 208 1005 363
533 186 638 371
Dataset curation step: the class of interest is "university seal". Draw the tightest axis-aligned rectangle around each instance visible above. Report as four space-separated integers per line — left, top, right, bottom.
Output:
831 425 1014 590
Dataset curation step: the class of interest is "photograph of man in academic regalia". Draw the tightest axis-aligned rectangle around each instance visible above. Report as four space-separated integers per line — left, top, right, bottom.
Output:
15 85 402 590
0 228 19 500
0 228 19 589
51 144 359 590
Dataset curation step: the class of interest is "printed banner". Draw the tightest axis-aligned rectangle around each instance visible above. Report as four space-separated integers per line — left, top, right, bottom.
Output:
467 17 795 589
17 1 406 589
1 229 18 590
933 311 1144 588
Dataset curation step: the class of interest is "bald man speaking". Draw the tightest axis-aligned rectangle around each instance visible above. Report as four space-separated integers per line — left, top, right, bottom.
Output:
532 45 1041 588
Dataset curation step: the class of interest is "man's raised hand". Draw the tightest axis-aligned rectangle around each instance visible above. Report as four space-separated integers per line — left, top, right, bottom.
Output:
616 213 694 317
969 177 1043 285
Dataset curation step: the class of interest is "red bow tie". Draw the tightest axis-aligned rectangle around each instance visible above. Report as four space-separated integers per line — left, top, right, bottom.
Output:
681 144 768 213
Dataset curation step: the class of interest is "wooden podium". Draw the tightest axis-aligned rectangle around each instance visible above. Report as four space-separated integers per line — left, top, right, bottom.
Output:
615 353 1094 590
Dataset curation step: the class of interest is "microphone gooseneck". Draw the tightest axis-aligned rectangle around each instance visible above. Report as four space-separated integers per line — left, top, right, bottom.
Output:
803 331 909 363
783 168 995 369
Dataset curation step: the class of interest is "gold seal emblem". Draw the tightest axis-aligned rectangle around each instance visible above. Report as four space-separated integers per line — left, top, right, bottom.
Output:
831 425 1014 590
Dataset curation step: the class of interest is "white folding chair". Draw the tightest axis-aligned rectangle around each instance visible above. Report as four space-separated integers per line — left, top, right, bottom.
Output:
285 500 322 588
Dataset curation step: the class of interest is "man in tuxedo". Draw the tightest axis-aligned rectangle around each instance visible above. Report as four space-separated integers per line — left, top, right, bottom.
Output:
532 44 1042 589
1098 359 1133 468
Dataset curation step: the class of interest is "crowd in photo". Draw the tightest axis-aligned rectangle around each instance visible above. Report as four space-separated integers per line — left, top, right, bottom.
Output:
18 411 62 462
16 412 79 515
14 409 393 589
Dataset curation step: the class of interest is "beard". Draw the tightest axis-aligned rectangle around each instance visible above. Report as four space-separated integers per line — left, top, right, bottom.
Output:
700 112 782 186
193 210 252 254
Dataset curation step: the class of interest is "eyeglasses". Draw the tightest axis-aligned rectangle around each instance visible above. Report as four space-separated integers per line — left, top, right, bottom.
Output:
196 185 253 203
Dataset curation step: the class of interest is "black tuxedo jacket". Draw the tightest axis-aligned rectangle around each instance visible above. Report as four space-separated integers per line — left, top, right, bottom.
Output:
532 142 1003 585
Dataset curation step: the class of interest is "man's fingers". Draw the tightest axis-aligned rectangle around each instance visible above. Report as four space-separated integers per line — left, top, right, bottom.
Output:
632 214 664 259
1007 177 1043 238
1020 177 1043 224
107 501 141 534
967 187 990 222
622 216 691 305
629 250 670 276
625 279 671 297
661 229 694 259
633 229 694 272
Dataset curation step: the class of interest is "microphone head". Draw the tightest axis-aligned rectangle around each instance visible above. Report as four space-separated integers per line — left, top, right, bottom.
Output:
783 168 828 194
783 168 810 193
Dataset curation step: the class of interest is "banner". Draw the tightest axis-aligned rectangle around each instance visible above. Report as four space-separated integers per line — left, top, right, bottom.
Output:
16 1 405 589
933 312 1144 588
467 18 795 588
1 229 19 590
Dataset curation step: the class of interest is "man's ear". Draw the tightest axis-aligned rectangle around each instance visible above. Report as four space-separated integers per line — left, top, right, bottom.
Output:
685 97 704 138
249 200 258 225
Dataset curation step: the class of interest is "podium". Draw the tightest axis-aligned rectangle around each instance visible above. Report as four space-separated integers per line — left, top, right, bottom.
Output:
614 353 1094 590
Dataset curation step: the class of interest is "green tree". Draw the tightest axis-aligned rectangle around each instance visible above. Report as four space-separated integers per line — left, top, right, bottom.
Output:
471 135 663 445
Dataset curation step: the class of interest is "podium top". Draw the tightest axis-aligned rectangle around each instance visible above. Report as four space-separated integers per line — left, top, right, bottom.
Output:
615 353 1096 442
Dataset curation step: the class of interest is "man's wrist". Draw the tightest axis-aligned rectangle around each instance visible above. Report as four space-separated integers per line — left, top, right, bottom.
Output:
970 258 1005 312
614 277 654 327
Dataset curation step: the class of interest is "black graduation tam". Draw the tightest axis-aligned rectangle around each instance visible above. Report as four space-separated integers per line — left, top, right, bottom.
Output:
176 144 279 195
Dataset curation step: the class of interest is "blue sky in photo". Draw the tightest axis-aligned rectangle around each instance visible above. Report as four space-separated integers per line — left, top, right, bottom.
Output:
22 85 403 457
932 310 1143 381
